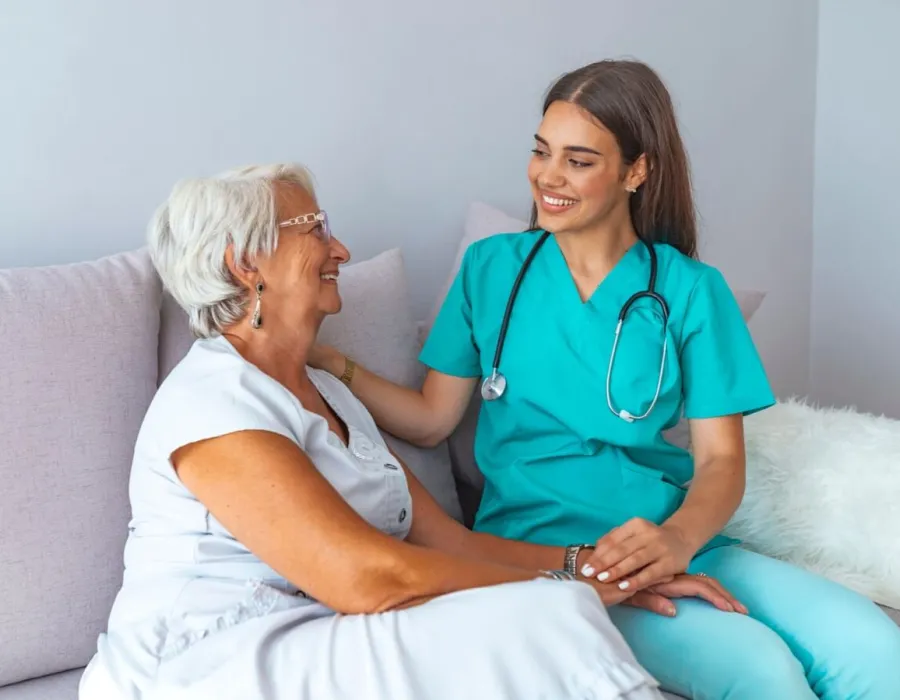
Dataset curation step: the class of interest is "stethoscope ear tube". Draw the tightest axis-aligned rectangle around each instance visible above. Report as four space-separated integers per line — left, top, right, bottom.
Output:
489 230 552 371
482 230 552 400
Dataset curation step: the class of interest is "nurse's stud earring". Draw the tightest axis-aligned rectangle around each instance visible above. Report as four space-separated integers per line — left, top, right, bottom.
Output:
250 281 264 329
626 185 637 194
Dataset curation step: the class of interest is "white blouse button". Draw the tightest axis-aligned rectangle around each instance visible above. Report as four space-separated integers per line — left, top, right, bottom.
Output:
350 434 379 462
398 508 407 523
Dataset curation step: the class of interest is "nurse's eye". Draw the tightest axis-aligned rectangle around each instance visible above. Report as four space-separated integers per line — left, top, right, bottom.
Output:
569 159 592 168
531 148 550 158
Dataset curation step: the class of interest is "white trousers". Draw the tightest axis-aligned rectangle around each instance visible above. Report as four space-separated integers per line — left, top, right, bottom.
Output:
90 579 663 700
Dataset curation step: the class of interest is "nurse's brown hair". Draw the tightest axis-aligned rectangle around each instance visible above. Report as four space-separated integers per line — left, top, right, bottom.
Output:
529 59 698 259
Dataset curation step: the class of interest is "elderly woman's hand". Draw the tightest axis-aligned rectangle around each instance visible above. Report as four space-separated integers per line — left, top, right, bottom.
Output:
619 573 746 617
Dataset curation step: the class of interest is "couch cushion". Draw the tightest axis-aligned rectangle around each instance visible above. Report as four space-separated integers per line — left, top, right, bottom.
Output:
0 251 161 686
158 289 195 384
318 249 462 520
427 202 768 523
0 669 81 700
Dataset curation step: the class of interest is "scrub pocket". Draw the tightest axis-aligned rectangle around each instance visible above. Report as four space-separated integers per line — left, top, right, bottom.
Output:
619 461 687 526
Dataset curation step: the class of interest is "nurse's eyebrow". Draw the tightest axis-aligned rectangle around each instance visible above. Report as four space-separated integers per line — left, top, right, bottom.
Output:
534 134 601 156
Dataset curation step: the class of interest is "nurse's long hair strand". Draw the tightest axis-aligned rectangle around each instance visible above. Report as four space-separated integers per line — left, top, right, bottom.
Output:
528 59 698 260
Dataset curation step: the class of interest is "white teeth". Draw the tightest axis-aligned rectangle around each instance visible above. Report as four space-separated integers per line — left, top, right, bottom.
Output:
320 274 338 281
543 194 577 207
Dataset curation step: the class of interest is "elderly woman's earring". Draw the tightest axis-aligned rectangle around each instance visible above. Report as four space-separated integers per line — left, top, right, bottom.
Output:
251 281 264 329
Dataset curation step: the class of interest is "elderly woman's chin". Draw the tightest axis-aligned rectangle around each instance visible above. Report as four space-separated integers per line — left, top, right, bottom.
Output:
318 280 342 316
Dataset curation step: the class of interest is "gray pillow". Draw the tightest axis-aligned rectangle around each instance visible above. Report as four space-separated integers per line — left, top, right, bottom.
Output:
318 249 463 521
0 250 161 686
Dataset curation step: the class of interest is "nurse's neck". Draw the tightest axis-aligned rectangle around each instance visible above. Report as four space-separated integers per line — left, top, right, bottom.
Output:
554 216 639 301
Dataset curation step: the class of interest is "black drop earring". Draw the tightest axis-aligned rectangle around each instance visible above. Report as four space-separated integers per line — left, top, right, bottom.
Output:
250 281 264 329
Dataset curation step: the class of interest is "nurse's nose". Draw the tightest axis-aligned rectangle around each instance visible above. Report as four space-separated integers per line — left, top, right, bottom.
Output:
538 159 566 189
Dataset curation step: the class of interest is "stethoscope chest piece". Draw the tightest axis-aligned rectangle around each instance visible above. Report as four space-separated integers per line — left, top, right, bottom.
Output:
481 370 507 401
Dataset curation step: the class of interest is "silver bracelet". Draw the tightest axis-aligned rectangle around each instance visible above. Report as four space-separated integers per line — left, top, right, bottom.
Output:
539 569 577 582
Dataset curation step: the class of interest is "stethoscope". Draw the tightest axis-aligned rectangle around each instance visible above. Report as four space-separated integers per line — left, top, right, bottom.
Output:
480 231 670 423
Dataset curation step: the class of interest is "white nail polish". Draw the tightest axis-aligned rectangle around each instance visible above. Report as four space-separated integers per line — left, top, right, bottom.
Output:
581 565 595 577
597 571 610 582
618 581 630 590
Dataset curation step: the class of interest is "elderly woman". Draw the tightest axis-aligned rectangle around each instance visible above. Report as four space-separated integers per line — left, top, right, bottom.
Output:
79 163 738 700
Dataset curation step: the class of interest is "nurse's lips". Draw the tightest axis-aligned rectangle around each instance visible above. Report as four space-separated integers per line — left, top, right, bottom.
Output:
538 191 579 214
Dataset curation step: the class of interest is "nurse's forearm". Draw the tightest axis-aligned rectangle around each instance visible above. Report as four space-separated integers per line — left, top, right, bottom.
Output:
324 351 475 447
664 456 745 553
336 358 432 441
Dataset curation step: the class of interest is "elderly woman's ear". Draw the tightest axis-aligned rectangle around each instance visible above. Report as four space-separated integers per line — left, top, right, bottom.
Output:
224 244 260 291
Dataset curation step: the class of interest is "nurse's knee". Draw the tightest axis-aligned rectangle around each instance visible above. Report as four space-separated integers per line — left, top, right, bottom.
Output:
722 628 812 699
815 608 900 698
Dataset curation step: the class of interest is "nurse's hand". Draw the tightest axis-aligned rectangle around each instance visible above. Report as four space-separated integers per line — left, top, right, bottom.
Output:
582 518 699 592
622 574 745 617
308 343 344 376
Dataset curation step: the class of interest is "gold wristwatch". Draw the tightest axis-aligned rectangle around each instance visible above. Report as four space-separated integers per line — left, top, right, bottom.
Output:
339 357 356 387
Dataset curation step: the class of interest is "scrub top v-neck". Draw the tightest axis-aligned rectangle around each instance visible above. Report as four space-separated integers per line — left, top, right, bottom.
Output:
419 230 774 553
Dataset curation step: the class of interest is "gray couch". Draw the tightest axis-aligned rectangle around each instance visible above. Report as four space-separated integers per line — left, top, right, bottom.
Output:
1 248 896 700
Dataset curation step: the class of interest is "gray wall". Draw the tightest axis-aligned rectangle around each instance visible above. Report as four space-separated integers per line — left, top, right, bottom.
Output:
1 0 819 399
810 0 900 418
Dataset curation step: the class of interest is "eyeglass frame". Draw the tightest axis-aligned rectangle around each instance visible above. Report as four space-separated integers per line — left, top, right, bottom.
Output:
278 210 330 241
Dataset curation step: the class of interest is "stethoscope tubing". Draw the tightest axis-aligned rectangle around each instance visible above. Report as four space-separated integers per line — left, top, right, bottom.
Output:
482 231 670 421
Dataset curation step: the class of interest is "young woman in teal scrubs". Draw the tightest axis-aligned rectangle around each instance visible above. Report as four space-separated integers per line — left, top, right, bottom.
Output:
312 60 900 698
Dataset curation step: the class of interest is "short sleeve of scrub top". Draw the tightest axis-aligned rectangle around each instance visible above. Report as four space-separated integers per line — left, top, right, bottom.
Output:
680 267 775 419
420 245 482 378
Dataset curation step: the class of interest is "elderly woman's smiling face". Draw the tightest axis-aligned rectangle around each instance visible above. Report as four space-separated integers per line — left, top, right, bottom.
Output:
251 182 350 326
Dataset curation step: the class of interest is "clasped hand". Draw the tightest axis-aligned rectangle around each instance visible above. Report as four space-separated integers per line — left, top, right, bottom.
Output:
580 517 747 615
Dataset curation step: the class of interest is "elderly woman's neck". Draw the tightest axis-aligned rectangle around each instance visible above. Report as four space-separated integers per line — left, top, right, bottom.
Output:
220 322 319 390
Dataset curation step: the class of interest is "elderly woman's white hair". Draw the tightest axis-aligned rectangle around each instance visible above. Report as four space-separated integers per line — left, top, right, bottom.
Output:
148 163 316 338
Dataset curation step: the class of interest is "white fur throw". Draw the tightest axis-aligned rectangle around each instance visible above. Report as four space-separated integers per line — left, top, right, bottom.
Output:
723 398 900 609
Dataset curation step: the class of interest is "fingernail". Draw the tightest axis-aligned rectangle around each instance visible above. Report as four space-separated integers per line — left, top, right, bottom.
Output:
581 564 596 577
738 603 749 614
618 581 630 590
666 606 676 617
596 571 610 582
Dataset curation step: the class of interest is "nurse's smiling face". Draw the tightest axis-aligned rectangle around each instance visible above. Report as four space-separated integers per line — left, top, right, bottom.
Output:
528 100 645 236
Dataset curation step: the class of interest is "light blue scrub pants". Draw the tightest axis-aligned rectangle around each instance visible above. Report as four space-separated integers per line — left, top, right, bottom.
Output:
607 546 900 699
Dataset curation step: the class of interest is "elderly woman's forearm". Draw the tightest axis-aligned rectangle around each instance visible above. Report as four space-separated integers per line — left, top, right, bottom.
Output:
174 430 537 615
358 543 547 614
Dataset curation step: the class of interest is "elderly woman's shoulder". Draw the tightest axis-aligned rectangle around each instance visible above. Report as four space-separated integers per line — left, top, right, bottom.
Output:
144 336 300 435
159 335 251 394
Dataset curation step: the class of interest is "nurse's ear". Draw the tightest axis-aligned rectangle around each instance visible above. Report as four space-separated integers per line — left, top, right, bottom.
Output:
624 154 649 193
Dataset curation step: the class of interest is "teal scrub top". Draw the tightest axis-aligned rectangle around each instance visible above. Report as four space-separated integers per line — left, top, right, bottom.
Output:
420 230 775 553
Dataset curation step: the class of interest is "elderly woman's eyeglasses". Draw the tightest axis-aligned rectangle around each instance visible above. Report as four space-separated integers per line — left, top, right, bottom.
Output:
278 210 330 242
